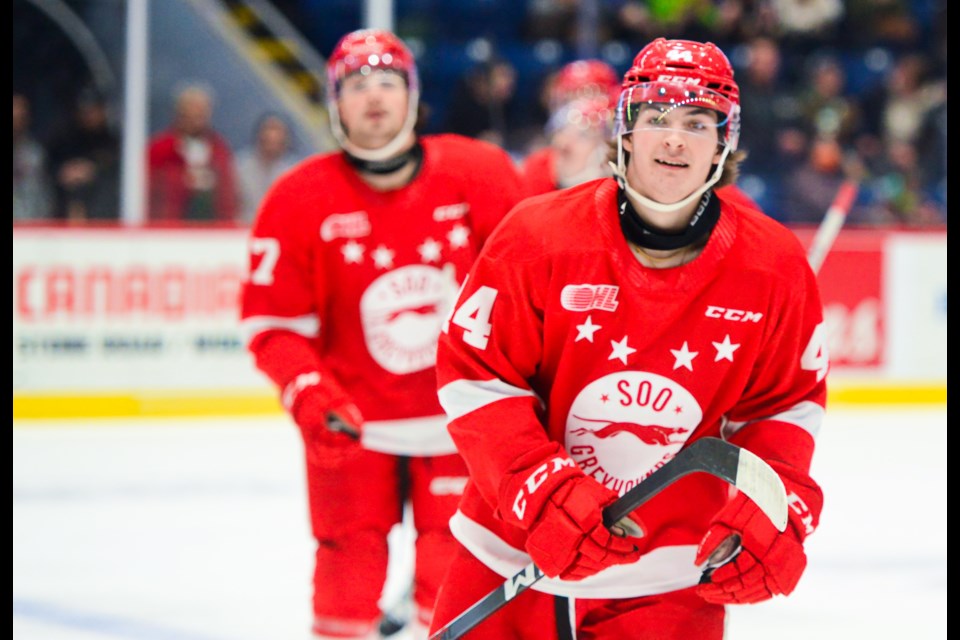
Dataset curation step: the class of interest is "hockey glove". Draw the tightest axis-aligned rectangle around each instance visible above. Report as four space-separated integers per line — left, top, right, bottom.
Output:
499 444 644 581
284 372 364 468
695 460 822 604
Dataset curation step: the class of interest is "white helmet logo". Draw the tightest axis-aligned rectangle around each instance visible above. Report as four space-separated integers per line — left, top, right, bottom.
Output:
666 49 694 62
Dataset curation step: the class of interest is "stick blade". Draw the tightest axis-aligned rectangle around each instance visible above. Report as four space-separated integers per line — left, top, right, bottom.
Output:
734 447 789 532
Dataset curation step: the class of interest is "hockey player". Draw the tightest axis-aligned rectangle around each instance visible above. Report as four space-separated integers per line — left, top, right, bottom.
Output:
520 59 621 197
240 29 523 639
430 38 826 638
519 94 616 197
546 58 621 113
521 60 764 211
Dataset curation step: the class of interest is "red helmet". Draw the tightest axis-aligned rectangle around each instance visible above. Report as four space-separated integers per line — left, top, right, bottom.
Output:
324 29 420 158
546 95 614 137
550 59 620 111
616 38 740 151
326 28 419 94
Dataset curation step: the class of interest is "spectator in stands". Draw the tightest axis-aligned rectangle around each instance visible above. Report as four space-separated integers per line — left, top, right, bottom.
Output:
45 87 121 222
768 0 844 52
444 57 521 152
860 139 945 227
781 136 865 225
234 112 303 225
858 53 945 147
147 83 240 222
735 36 805 174
604 0 740 44
796 55 862 147
840 0 923 51
13 92 53 221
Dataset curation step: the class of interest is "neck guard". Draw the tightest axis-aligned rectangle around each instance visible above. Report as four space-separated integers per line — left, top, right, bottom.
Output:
344 141 423 175
617 187 720 251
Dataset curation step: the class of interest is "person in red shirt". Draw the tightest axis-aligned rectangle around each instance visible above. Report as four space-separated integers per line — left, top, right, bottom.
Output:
146 84 239 222
431 38 826 639
240 29 523 640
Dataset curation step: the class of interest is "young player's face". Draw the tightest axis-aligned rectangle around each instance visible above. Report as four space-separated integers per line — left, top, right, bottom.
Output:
623 104 722 215
337 70 409 151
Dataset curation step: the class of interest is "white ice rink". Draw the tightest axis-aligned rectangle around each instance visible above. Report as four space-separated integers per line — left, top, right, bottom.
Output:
13 405 946 640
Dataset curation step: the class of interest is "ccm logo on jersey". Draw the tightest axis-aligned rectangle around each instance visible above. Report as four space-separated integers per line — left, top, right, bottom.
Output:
320 211 371 241
705 305 763 322
561 284 620 312
433 202 470 222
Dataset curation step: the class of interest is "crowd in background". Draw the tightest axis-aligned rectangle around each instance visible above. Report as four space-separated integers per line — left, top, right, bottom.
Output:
13 0 946 227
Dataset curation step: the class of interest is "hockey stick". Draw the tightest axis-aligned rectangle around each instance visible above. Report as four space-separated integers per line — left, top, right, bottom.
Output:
806 180 859 274
428 437 788 640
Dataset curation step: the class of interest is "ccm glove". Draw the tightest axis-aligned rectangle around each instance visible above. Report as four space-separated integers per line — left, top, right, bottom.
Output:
284 372 364 468
499 444 643 581
696 460 823 604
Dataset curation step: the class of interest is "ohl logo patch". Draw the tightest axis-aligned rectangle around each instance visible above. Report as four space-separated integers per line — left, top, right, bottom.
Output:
565 371 702 495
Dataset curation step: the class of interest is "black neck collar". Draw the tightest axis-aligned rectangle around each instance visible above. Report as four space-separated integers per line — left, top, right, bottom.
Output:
344 141 424 176
617 187 720 251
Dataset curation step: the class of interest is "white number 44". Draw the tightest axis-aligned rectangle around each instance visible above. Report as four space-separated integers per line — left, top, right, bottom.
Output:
443 275 498 349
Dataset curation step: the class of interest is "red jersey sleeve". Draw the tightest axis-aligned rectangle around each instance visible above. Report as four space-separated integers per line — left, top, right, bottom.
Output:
239 158 331 394
519 147 556 199
436 200 553 512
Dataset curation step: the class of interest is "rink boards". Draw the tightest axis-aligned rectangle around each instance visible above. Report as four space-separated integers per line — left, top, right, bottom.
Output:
12 225 947 418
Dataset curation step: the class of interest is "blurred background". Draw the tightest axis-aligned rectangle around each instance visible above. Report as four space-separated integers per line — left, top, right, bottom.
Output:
12 0 947 419
13 0 947 226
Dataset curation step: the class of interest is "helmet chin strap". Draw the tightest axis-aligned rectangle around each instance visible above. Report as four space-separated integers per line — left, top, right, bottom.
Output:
608 136 732 215
330 88 421 162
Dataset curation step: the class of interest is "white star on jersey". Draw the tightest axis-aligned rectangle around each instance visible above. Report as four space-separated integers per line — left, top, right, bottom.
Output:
671 342 698 371
371 244 395 270
447 224 471 249
342 240 365 264
609 335 636 364
575 315 602 342
418 238 443 263
712 334 740 362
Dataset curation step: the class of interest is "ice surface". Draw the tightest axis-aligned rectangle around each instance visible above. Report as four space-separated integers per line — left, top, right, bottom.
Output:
13 406 946 639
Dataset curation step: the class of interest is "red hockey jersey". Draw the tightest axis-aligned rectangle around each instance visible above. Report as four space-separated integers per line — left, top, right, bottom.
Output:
436 178 827 598
241 134 523 455
518 146 556 198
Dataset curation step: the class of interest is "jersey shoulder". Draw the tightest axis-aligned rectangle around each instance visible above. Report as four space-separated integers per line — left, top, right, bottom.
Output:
482 178 615 262
422 133 518 170
252 151 345 230
731 200 811 277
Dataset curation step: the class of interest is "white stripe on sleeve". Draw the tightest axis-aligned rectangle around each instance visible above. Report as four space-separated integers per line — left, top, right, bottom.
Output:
240 314 320 345
722 400 824 440
438 378 541 422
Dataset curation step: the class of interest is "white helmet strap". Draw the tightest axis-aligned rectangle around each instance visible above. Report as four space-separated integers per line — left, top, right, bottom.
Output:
608 136 732 215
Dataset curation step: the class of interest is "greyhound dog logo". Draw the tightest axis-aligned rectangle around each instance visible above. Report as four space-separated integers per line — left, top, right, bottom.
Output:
360 264 459 374
570 416 689 445
566 371 702 487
